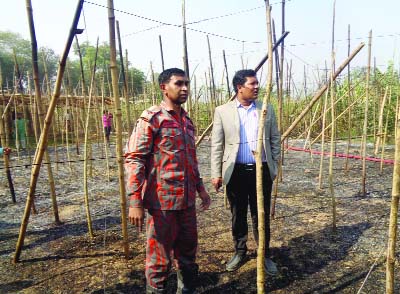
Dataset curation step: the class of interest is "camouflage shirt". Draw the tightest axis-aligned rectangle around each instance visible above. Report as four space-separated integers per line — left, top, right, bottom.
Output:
125 101 205 210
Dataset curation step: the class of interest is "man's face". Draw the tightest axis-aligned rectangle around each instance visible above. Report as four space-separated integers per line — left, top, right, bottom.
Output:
238 76 259 101
161 75 189 105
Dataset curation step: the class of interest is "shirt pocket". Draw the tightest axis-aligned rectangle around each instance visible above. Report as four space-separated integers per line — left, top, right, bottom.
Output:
159 122 183 152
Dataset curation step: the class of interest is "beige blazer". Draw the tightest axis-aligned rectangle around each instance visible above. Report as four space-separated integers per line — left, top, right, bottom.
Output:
210 100 281 184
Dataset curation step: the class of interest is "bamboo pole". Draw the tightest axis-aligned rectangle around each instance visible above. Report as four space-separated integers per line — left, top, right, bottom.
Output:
116 20 132 135
125 49 137 122
280 42 365 142
182 0 192 117
344 24 352 172
380 106 390 173
14 0 84 263
159 35 165 71
255 2 273 292
42 52 59 170
385 97 400 294
361 31 372 197
107 0 130 259
374 86 388 155
25 0 60 224
207 35 216 112
0 100 16 203
222 50 231 97
101 78 111 182
328 5 337 229
82 37 99 238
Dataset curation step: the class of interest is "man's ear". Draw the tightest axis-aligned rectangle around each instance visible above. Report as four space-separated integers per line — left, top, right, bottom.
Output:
160 84 166 91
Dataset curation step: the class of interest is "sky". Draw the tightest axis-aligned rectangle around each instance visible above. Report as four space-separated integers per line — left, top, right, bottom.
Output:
1 0 400 92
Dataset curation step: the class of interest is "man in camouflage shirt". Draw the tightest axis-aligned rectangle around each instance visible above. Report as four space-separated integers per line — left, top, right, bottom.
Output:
125 68 211 294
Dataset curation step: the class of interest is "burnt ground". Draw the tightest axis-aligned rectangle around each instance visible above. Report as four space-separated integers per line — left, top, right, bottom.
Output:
0 139 399 294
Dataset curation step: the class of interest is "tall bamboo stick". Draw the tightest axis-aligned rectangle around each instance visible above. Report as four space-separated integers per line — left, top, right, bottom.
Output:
14 0 84 263
361 31 372 197
344 24 352 172
82 37 99 238
207 35 216 112
116 20 132 135
107 0 129 259
222 50 231 97
255 2 273 292
0 100 15 203
159 35 165 71
25 0 60 224
374 86 388 155
328 8 337 229
182 0 192 116
385 97 400 294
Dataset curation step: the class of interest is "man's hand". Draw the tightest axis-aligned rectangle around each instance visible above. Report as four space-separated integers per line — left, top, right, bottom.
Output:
198 190 211 211
128 207 145 232
211 177 223 192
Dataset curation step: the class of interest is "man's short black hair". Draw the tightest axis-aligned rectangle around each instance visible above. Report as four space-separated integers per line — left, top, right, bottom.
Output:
232 69 257 93
158 68 186 86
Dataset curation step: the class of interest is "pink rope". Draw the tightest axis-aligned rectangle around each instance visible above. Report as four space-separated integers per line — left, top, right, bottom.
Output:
285 145 395 165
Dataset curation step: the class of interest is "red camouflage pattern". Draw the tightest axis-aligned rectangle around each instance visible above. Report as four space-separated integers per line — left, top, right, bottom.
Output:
125 101 205 210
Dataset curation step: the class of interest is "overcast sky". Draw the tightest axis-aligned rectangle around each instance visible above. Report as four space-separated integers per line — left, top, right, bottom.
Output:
1 0 399 90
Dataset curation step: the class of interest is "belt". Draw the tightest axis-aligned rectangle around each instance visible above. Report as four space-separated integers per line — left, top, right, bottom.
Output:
235 162 266 171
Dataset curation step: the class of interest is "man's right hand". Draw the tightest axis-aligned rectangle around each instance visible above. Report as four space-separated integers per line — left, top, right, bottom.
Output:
128 207 145 232
211 177 223 192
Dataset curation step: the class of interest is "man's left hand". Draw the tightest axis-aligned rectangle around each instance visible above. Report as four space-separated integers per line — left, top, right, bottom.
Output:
198 190 211 211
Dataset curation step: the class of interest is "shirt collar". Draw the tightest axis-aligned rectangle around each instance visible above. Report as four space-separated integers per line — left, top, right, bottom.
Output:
160 100 187 116
235 98 256 109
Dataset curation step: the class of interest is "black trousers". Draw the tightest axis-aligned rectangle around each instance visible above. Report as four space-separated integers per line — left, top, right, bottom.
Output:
226 162 272 257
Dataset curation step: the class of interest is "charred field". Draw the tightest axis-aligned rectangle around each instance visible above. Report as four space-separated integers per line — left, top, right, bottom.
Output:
0 139 398 294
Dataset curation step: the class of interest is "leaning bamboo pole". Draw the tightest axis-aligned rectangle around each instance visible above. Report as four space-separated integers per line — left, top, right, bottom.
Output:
280 42 365 142
14 0 84 263
159 35 165 71
318 89 329 189
361 31 372 197
107 0 129 259
385 96 400 294
195 31 289 147
257 1 273 292
25 0 60 224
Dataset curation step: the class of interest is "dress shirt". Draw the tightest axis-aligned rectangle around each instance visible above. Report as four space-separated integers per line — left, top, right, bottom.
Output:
235 99 266 164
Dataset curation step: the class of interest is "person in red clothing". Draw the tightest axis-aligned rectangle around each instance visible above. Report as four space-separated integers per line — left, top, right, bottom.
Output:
125 68 211 294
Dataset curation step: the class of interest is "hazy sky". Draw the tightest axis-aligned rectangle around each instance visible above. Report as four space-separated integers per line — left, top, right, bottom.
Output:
1 0 399 90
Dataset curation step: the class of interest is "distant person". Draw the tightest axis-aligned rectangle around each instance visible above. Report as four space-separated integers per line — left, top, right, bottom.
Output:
125 68 210 294
108 111 114 133
0 147 11 156
102 110 111 144
16 114 27 150
64 109 72 132
210 69 281 275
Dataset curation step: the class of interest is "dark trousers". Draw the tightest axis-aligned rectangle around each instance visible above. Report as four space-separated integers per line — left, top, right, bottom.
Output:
226 163 273 257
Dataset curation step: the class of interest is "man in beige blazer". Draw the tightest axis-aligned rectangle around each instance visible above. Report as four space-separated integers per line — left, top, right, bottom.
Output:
211 69 281 274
